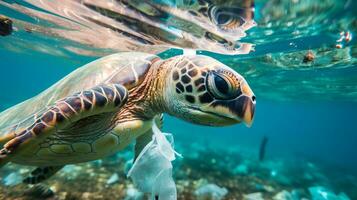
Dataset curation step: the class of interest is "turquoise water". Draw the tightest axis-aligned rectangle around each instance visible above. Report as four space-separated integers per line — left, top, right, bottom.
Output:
1 0 357 199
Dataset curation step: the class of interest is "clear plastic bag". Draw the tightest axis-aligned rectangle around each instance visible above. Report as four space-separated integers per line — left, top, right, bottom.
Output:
127 121 181 200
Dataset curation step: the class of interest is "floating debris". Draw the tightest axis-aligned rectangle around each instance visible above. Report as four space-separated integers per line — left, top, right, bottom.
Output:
335 31 352 49
195 183 228 200
337 31 352 43
24 184 55 198
128 124 178 200
303 50 315 63
0 15 12 36
24 27 33 33
336 44 343 49
259 136 269 161
345 31 352 43
337 31 345 42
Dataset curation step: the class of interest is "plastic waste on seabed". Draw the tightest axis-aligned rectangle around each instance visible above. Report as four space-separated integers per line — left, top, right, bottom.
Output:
106 173 120 186
195 183 228 200
308 186 351 200
128 120 182 200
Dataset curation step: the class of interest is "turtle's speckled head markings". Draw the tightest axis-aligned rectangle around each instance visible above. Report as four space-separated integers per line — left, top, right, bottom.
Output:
161 55 255 126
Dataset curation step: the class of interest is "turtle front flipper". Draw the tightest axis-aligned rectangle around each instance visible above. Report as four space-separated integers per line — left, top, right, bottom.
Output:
23 165 64 184
0 84 128 167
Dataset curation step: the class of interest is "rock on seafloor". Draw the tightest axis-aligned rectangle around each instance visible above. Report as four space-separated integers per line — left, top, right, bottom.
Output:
233 164 249 175
309 186 351 200
24 184 55 198
195 183 228 200
273 190 295 200
0 144 355 200
243 192 265 200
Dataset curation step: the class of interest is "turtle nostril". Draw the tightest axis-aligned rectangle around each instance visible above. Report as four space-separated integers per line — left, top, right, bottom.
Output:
252 95 256 103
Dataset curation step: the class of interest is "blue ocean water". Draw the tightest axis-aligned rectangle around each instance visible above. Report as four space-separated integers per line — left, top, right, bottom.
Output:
0 0 357 199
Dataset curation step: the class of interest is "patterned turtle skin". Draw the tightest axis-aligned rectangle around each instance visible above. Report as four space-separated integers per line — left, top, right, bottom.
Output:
0 52 255 183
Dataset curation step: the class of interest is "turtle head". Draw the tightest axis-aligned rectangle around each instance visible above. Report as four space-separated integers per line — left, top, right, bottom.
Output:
162 55 256 127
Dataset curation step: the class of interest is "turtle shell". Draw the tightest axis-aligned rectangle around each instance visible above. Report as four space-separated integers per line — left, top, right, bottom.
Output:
0 52 159 144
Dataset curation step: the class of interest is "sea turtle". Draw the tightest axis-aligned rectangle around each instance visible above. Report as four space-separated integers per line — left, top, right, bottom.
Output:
0 52 255 184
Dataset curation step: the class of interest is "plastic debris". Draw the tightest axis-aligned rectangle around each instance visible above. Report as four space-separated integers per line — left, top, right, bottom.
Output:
337 31 352 43
124 185 144 200
345 31 352 43
335 30 352 49
124 159 134 174
308 186 351 200
3 172 22 186
106 173 119 185
337 31 345 42
243 192 264 200
336 44 343 49
128 121 180 200
194 183 228 200
0 15 12 36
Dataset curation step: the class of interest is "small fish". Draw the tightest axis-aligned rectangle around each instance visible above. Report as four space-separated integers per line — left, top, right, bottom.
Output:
259 136 268 162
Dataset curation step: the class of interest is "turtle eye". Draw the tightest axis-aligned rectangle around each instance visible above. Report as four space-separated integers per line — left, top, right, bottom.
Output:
206 71 239 100
209 6 246 30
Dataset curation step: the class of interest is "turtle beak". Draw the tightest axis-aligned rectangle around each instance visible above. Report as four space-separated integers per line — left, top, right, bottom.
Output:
223 92 255 127
209 81 256 127
241 95 256 127
240 82 256 127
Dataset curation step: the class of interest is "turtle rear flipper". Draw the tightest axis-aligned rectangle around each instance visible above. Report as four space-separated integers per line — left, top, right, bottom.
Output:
23 165 64 184
0 84 128 167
